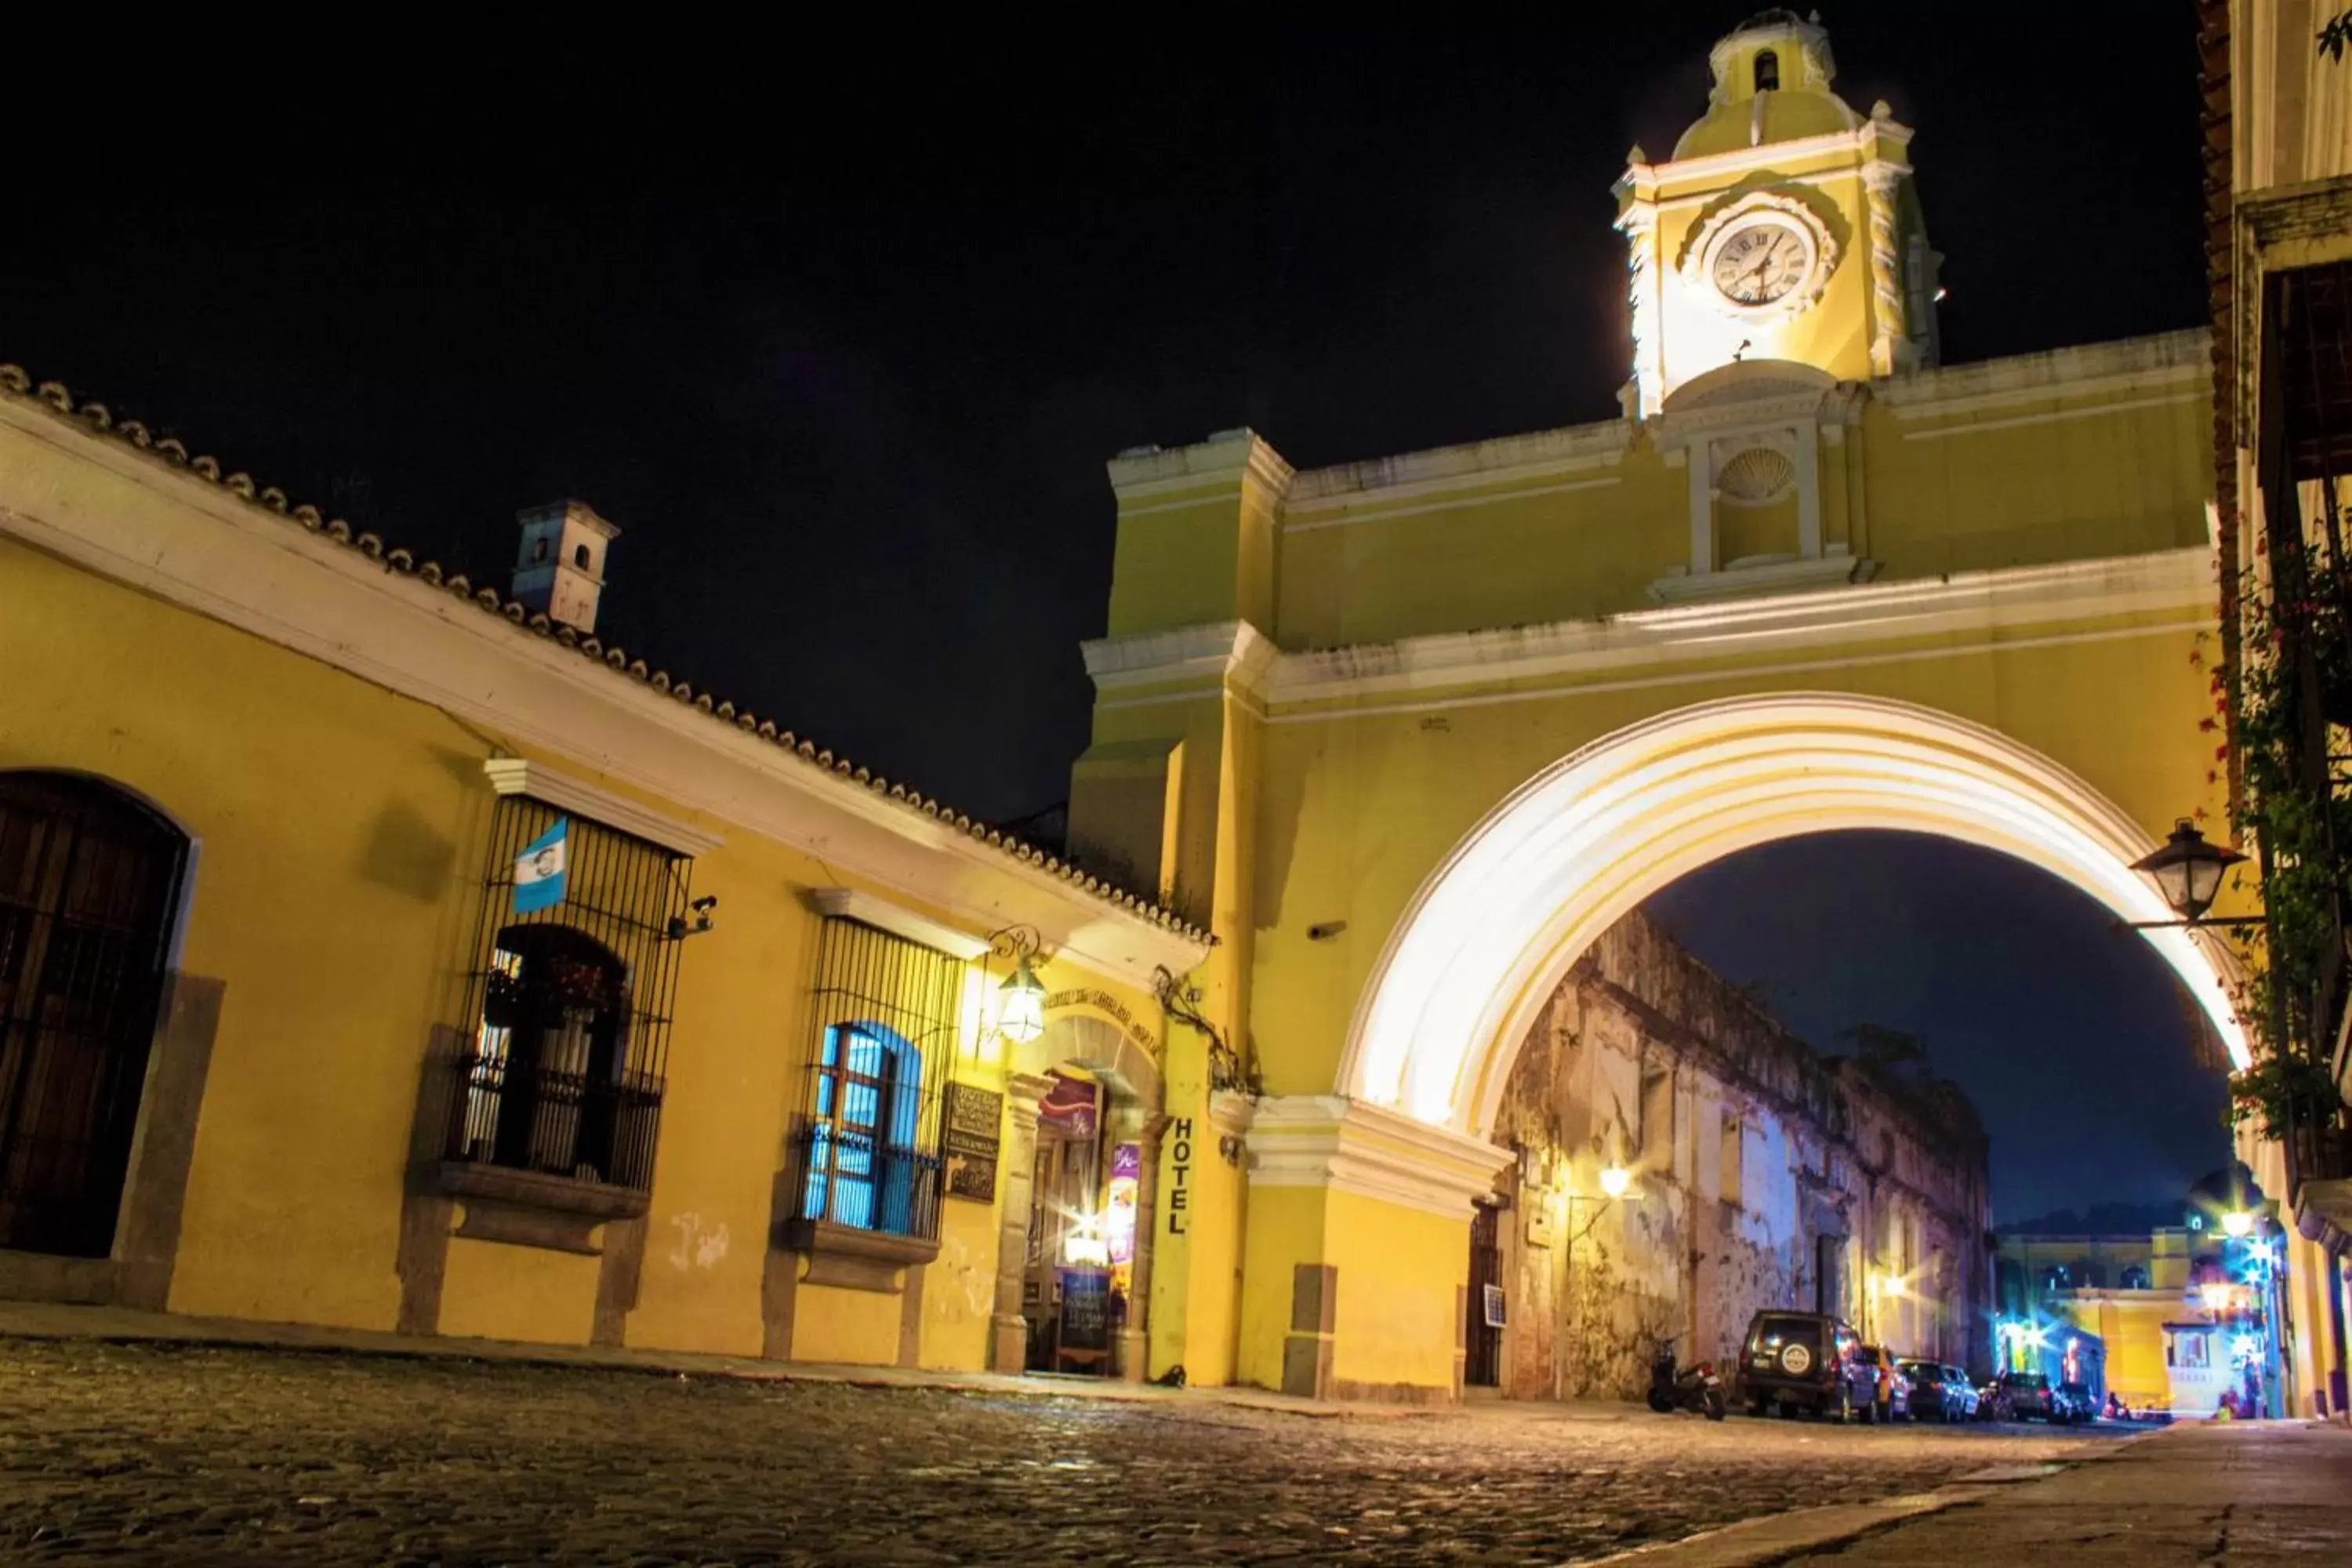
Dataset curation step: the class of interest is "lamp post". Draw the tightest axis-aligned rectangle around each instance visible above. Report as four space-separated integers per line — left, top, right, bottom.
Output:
2123 821 2259 930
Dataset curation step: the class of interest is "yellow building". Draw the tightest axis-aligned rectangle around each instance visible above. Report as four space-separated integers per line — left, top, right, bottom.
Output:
1067 10 2265 1401
2202 0 2352 1422
1 9 2301 1409
0 379 1214 1378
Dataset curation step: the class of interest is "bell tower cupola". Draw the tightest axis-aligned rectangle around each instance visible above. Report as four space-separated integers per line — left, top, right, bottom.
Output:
1613 9 1940 416
510 499 619 635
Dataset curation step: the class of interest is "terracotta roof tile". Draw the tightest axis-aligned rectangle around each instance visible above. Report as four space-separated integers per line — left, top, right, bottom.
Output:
0 364 1209 945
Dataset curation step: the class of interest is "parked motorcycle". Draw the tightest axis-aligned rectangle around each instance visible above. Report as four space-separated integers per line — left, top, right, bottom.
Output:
1648 1343 1729 1421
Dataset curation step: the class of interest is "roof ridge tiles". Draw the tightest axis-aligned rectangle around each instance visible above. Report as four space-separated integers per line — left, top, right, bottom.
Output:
0 362 1208 945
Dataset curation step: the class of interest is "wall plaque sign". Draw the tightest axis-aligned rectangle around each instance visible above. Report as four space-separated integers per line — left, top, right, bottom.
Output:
943 1082 1002 1203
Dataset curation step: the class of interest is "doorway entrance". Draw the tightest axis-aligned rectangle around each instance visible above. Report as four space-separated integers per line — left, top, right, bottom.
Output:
1465 1200 1504 1388
0 772 187 1258
1024 1069 1116 1375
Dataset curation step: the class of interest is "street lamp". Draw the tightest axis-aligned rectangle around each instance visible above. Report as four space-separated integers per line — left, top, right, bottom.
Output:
1599 1163 1633 1200
2127 820 2250 926
2221 1208 2256 1240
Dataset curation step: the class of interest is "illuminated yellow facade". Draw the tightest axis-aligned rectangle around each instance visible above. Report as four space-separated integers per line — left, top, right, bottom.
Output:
1070 11 2256 1400
0 374 1210 1379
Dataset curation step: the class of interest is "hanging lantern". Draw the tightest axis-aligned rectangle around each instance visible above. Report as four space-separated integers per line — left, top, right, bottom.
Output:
999 953 1046 1044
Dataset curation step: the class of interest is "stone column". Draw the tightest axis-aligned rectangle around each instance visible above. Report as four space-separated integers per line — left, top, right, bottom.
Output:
1863 163 1907 379
989 1074 1054 1374
1616 197 1664 417
1686 441 1716 575
1117 1113 1170 1381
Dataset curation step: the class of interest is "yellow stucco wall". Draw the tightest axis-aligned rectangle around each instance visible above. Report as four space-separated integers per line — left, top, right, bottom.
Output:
2 469 1173 1376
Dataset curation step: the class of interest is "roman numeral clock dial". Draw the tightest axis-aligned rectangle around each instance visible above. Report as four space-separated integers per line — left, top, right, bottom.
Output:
1710 221 1809 307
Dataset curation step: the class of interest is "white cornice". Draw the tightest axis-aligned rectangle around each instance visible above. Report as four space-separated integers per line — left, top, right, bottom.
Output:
1243 1094 1512 1220
1880 331 2210 420
1646 554 1874 605
0 397 1209 989
1107 430 1295 503
1625 124 1873 193
1286 420 1633 512
1267 549 2214 706
809 887 990 960
1081 619 1279 695
483 758 723 857
1085 552 2216 714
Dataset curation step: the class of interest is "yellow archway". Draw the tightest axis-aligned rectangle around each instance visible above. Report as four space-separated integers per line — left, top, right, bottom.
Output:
1338 692 2249 1136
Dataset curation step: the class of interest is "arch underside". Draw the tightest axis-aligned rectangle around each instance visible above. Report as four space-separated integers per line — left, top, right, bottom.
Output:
1341 694 2248 1136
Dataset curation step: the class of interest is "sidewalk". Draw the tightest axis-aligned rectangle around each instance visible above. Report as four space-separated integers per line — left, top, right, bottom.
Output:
1597 1419 2352 1566
0 1298 1458 1421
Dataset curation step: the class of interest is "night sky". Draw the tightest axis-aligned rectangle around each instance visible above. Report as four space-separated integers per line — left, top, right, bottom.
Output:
2 6 2217 1218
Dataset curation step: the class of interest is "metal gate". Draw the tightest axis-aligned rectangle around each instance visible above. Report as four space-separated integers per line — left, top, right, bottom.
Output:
0 773 187 1258
1465 1200 1504 1388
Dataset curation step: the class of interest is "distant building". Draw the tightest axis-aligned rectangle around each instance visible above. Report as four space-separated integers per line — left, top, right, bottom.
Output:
1997 1168 2281 1415
1488 912 1992 1399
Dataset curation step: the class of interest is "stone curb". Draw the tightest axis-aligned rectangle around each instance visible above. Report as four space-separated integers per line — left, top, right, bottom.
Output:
0 1309 1432 1423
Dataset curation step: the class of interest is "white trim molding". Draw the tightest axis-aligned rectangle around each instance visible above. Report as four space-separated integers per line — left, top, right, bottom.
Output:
1082 620 1279 697
1285 419 1632 513
809 887 989 960
1107 428 1295 503
1878 330 2209 421
482 758 723 857
1268 547 2215 707
1245 1094 1513 1220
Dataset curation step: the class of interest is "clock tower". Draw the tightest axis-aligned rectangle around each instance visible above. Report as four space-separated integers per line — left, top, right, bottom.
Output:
1615 9 1939 416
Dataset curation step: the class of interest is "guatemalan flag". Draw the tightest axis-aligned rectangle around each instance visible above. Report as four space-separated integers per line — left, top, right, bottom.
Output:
513 818 570 913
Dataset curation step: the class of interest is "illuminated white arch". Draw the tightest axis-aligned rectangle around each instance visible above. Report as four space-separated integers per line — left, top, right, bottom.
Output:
1338 693 2250 1135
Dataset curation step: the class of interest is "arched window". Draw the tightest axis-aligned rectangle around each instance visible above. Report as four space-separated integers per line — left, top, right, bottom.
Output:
1755 49 1780 92
463 924 633 1183
532 537 549 564
2121 1264 2151 1290
574 543 592 570
801 1021 927 1232
0 771 187 1258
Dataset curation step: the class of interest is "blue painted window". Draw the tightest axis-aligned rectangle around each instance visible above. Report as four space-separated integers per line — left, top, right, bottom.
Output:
801 1022 926 1232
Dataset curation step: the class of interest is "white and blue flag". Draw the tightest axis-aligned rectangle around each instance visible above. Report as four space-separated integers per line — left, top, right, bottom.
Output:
513 818 570 913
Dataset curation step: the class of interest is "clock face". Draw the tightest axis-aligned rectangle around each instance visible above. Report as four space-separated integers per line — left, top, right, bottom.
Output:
1710 220 1811 308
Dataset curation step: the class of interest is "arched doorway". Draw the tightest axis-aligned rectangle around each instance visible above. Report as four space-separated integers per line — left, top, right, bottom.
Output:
996 1011 1163 1380
1338 692 2247 1137
0 771 189 1258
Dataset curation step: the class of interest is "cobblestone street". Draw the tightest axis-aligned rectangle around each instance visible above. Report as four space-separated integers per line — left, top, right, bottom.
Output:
0 1338 2125 1565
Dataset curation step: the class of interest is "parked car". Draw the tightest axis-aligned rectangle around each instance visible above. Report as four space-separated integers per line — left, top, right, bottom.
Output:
1853 1345 1911 1422
2053 1381 2099 1425
1942 1365 1980 1421
1737 1311 1879 1421
1899 1359 1976 1422
1994 1370 2056 1421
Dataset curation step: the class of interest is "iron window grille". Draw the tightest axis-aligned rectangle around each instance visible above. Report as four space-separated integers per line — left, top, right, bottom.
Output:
444 794 691 1194
790 917 964 1242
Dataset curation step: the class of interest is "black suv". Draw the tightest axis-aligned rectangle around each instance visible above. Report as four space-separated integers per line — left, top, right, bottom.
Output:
1737 1311 1879 1421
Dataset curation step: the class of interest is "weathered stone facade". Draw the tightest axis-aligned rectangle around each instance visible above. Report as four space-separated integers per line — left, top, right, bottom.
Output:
1486 912 1992 1401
